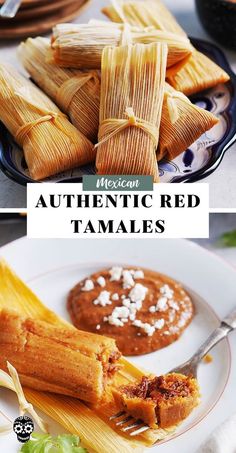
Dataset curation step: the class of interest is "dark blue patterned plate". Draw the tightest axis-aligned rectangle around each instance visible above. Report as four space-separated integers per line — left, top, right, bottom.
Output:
0 37 236 185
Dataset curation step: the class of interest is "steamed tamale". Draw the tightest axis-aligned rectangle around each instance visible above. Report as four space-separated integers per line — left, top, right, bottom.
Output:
158 83 219 160
103 0 230 94
167 50 230 96
113 373 200 429
0 309 121 403
96 43 167 181
18 37 100 143
0 64 95 180
50 22 192 75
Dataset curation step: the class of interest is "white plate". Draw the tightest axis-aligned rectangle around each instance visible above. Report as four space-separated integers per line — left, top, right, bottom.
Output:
0 238 236 453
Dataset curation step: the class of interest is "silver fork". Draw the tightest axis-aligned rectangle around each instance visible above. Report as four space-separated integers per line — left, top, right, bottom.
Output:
110 307 236 436
0 0 22 18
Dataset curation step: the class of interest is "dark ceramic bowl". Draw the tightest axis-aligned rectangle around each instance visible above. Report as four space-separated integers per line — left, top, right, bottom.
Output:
196 0 236 49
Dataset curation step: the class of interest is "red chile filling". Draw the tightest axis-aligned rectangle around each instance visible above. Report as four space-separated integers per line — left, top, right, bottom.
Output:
100 350 121 379
125 375 191 403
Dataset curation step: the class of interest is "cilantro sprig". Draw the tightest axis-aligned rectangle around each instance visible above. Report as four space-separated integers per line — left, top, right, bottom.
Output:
219 230 236 247
20 433 87 453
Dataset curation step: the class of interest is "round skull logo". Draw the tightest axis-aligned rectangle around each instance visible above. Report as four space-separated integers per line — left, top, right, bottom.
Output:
13 416 34 443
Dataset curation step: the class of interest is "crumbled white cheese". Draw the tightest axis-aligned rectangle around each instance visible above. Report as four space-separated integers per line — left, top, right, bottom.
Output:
178 311 191 327
154 319 165 330
81 279 94 291
97 276 106 288
132 319 156 336
121 295 126 300
107 306 130 327
163 331 170 335
122 270 135 289
132 319 142 328
169 325 179 334
160 284 174 300
122 298 131 308
149 305 156 313
103 316 108 322
111 293 119 301
143 323 155 336
96 324 101 330
129 283 148 304
169 309 176 323
93 291 112 307
129 314 135 321
109 266 123 281
156 297 168 311
133 270 144 279
168 300 180 311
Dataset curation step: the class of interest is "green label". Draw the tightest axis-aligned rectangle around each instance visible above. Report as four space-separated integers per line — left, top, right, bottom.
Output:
83 175 153 191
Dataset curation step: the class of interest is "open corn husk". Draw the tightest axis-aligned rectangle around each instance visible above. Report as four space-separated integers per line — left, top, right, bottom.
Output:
18 37 100 143
0 64 95 180
50 21 192 76
158 83 219 161
103 0 230 95
0 259 176 452
96 42 167 181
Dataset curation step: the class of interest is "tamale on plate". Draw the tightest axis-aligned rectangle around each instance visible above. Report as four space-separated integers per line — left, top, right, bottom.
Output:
103 0 230 95
50 21 192 76
96 43 168 181
0 64 95 180
0 309 121 403
18 37 100 143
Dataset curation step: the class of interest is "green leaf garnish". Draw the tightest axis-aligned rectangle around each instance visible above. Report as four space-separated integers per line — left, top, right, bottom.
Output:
19 433 87 453
219 230 236 247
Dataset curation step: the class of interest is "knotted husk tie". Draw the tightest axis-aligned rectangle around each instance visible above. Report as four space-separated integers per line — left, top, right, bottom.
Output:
56 71 100 111
120 23 133 46
164 90 191 124
95 107 159 149
14 90 69 146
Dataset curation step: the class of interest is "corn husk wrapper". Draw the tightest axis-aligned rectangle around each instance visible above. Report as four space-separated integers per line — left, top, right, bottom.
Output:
103 0 230 94
18 37 100 143
50 21 192 76
0 259 176 451
158 83 219 161
167 49 230 96
96 43 167 181
0 64 95 180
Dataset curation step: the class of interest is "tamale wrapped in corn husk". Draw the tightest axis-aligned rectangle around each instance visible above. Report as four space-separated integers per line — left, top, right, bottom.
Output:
167 49 230 96
158 83 219 161
0 259 177 451
0 309 121 403
103 0 230 95
18 37 100 143
0 64 95 180
50 21 192 76
96 43 167 181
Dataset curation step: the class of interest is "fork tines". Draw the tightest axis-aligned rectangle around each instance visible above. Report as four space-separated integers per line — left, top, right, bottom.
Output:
109 411 150 436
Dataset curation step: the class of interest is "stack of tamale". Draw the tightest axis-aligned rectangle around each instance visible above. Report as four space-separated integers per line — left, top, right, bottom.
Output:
0 0 230 180
102 0 230 95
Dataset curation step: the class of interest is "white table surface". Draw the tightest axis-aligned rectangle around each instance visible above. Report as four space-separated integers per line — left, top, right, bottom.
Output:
0 0 236 209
